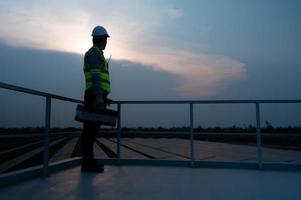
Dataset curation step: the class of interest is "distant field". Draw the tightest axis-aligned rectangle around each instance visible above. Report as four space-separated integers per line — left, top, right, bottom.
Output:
1 131 301 150
1 131 300 174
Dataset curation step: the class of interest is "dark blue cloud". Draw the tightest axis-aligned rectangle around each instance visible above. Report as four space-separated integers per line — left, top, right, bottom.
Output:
0 43 180 127
0 43 300 128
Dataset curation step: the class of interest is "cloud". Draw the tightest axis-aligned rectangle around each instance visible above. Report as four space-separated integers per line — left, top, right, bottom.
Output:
0 0 246 99
121 48 246 98
1 43 299 128
0 43 181 127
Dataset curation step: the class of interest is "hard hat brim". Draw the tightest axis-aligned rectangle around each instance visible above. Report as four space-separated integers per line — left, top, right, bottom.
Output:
91 34 110 38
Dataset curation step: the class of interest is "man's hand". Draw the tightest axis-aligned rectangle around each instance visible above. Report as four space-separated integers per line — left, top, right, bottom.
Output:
94 95 105 111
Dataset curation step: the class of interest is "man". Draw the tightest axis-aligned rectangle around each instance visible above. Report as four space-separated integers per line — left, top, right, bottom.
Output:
81 26 111 172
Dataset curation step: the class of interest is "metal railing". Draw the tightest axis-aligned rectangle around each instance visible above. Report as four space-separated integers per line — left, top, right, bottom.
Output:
1 82 301 175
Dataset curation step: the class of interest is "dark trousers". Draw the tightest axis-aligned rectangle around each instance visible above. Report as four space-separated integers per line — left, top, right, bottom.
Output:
81 121 100 162
81 89 107 162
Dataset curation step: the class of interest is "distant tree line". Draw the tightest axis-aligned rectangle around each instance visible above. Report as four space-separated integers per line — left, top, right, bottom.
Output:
0 127 81 134
1 123 300 134
121 124 301 134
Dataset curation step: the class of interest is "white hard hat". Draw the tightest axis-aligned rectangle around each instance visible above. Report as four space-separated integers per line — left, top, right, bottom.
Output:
91 26 110 38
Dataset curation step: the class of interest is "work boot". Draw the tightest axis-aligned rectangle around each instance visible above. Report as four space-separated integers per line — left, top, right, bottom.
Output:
81 160 104 173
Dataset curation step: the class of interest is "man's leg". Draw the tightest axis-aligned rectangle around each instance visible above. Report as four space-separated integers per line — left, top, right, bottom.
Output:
81 122 103 172
82 121 99 161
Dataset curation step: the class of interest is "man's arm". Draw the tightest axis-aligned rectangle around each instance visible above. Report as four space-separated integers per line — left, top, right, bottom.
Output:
88 49 103 96
87 48 106 110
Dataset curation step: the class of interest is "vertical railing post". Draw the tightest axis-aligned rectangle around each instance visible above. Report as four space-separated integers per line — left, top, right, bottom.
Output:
189 103 195 167
255 102 262 169
117 103 121 162
43 96 51 176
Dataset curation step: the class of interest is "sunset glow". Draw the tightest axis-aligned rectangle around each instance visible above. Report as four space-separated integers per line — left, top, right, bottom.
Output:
1 0 301 129
1 0 299 98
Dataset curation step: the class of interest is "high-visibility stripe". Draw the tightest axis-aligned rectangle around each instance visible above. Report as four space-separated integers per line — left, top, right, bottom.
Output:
102 79 110 84
101 83 110 92
85 82 93 89
85 73 92 79
100 73 109 80
85 73 109 81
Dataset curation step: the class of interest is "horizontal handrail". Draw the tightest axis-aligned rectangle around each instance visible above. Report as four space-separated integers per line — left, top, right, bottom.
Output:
1 81 301 174
0 82 83 104
115 100 301 104
1 82 301 104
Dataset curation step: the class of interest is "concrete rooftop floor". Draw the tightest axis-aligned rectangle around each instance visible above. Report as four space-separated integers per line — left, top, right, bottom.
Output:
0 165 300 200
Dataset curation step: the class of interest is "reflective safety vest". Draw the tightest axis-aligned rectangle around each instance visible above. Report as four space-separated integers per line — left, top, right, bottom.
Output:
83 46 110 93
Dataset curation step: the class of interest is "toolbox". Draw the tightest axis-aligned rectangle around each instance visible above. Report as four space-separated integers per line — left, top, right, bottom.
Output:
75 104 118 126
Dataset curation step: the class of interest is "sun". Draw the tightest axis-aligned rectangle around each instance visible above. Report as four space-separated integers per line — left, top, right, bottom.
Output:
73 38 91 54
67 33 131 61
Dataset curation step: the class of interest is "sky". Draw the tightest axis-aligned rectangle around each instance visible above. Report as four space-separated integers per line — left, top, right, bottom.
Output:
0 0 301 128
